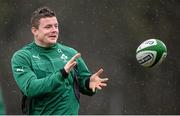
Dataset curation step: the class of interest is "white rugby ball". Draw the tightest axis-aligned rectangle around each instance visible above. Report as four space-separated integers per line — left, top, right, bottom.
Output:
136 39 167 68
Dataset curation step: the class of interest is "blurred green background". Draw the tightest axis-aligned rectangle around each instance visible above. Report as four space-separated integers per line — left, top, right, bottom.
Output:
0 0 180 114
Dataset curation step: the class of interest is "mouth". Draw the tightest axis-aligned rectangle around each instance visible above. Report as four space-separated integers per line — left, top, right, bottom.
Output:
49 35 57 37
48 35 57 39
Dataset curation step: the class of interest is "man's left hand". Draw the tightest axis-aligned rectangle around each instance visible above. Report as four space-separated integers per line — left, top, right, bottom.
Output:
89 68 108 92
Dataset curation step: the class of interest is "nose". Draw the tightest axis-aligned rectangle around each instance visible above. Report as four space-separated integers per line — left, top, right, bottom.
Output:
51 26 58 33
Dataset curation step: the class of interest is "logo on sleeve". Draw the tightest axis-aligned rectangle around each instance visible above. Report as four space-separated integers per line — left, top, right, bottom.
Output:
16 68 24 72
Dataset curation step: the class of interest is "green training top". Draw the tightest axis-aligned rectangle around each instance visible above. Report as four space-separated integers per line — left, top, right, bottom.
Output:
11 42 94 115
0 88 5 115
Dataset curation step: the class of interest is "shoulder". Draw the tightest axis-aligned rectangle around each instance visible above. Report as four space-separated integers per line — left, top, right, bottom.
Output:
57 43 78 55
11 43 33 61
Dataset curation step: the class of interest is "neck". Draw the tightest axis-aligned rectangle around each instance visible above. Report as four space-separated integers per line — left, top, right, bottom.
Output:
34 40 54 48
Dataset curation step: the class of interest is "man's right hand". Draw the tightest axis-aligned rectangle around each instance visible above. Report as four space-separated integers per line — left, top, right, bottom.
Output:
64 53 81 73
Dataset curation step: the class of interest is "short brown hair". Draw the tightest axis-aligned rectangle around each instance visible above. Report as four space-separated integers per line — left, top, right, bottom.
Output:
31 6 56 28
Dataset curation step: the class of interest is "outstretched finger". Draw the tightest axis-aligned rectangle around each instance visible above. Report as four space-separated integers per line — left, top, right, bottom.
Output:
96 85 102 90
69 61 77 68
99 83 107 87
95 68 103 76
92 87 96 92
69 53 81 63
100 78 108 82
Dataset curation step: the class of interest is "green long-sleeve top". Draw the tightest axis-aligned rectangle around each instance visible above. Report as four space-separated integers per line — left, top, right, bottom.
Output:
0 88 5 115
11 42 94 115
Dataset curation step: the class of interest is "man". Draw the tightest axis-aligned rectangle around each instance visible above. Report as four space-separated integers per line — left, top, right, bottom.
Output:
11 6 108 115
0 87 5 115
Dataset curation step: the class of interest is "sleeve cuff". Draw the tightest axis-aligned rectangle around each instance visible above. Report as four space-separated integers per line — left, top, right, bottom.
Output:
60 68 68 78
85 78 92 91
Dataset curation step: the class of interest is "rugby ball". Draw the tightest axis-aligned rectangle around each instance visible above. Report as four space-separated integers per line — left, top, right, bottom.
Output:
136 39 167 68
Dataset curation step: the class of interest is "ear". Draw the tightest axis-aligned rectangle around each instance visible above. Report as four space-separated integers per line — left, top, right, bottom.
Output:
31 27 38 36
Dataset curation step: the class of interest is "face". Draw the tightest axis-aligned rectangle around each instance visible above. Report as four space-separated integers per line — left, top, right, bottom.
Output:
32 17 59 47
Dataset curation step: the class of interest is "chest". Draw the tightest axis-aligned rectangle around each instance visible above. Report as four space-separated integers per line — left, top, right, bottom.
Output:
30 51 72 78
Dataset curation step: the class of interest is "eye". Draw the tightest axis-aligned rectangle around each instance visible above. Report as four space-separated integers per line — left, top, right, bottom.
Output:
45 26 51 29
55 24 58 28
